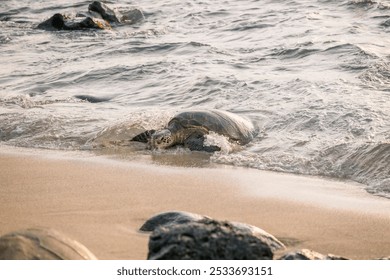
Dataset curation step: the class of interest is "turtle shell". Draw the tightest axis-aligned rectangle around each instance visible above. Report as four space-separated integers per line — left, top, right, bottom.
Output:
168 110 257 144
0 228 97 260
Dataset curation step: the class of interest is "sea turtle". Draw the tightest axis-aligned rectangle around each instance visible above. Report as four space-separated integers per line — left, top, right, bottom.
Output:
0 228 97 260
131 109 257 152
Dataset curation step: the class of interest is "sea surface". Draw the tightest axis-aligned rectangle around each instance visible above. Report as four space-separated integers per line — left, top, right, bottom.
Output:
1 0 389 198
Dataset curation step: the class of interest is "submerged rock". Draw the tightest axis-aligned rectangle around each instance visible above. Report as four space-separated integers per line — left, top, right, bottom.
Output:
141 211 285 251
74 95 112 103
381 19 390 27
0 228 97 260
279 249 348 260
37 1 144 31
148 220 273 260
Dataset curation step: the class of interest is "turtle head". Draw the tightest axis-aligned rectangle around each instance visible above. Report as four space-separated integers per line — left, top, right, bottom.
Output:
151 129 175 149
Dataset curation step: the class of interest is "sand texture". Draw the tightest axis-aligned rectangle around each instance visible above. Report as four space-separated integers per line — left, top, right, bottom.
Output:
1 147 389 259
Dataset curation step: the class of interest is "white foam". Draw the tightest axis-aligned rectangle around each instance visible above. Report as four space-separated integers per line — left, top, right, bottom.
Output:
204 131 233 153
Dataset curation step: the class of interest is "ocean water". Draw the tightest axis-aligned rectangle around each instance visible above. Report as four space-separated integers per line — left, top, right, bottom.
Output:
1 0 389 197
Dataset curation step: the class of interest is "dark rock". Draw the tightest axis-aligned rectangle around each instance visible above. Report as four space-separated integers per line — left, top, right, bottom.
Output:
88 2 144 25
229 221 285 251
141 211 285 251
37 13 111 31
88 1 121 23
279 249 348 260
147 219 273 260
75 16 111 30
381 19 390 27
37 13 66 30
37 1 144 31
47 13 65 30
0 228 97 260
121 9 145 25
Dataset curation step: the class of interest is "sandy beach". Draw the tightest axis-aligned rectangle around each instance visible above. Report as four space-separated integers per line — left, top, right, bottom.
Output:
0 146 389 260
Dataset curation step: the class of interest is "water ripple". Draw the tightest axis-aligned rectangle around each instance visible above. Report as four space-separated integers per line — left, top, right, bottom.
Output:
1 0 390 198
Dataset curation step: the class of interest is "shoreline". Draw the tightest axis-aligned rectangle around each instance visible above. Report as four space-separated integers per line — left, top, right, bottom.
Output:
0 146 389 259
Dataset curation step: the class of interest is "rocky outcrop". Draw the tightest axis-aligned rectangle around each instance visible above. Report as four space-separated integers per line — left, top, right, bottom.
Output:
0 228 97 260
148 219 273 260
37 13 111 31
141 211 285 251
229 221 285 251
37 1 144 31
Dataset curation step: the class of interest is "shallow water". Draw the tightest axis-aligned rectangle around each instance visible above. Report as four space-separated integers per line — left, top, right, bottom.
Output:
1 0 389 197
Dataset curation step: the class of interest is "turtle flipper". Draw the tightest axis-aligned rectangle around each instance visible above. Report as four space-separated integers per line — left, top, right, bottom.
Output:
131 130 156 143
184 135 221 152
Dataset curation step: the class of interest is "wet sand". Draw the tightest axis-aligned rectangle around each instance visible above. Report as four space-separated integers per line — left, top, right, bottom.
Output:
0 147 389 260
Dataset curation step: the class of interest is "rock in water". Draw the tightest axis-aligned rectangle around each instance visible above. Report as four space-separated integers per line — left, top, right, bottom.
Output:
0 228 97 260
121 9 145 25
37 1 144 31
88 1 121 23
74 95 112 103
279 249 348 260
37 13 111 31
147 220 273 260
